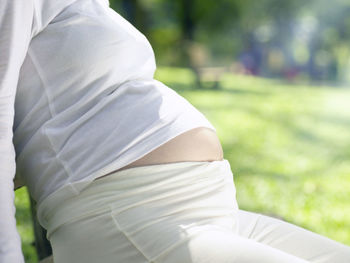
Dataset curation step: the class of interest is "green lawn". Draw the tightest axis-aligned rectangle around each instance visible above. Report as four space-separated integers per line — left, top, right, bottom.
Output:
16 67 350 262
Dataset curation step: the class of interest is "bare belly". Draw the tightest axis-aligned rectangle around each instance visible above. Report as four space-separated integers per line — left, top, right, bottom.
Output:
101 127 224 176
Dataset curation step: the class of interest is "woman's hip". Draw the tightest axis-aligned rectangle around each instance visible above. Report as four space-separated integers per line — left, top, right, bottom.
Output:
46 159 239 262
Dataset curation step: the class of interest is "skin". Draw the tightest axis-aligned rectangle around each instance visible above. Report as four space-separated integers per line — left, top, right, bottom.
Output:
14 127 223 188
101 127 224 175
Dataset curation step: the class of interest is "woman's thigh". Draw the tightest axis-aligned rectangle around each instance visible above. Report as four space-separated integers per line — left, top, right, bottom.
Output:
49 208 350 263
50 212 308 263
237 209 350 263
157 227 309 263
50 210 350 263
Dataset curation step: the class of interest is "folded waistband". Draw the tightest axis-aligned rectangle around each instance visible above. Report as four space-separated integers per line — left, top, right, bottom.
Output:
37 159 234 238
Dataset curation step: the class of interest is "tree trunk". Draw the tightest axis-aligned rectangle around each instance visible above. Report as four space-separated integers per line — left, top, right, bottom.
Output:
179 0 195 41
178 0 203 88
121 0 148 34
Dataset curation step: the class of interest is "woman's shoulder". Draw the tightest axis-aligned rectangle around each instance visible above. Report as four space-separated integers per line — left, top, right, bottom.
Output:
32 0 81 35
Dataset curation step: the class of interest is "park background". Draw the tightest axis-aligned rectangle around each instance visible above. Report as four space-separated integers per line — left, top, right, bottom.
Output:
15 0 350 262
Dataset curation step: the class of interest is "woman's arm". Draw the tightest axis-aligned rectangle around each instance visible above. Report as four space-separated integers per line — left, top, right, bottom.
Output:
0 1 34 262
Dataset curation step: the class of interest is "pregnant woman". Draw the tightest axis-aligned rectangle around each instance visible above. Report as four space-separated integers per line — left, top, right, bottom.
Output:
1 0 350 262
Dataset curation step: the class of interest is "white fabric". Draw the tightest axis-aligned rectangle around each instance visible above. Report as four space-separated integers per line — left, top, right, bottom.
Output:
42 160 350 263
0 0 214 260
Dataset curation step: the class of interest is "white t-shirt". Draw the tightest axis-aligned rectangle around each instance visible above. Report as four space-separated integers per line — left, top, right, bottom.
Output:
0 0 215 260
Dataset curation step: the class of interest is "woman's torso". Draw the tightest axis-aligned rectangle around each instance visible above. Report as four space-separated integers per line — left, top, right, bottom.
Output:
14 0 220 203
107 127 223 174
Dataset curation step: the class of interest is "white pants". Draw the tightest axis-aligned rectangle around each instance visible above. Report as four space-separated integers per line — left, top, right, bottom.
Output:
40 160 350 263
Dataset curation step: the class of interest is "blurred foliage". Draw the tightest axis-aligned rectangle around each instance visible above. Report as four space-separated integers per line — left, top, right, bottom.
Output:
110 0 350 84
15 188 37 263
17 68 350 262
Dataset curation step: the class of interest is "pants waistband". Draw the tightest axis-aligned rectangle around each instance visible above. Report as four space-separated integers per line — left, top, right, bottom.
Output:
37 159 235 238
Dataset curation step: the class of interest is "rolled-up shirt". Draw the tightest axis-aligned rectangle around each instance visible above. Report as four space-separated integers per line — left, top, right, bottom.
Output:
1 0 215 260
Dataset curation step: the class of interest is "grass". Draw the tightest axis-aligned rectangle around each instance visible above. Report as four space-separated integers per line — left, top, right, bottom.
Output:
15 67 350 262
15 188 38 263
